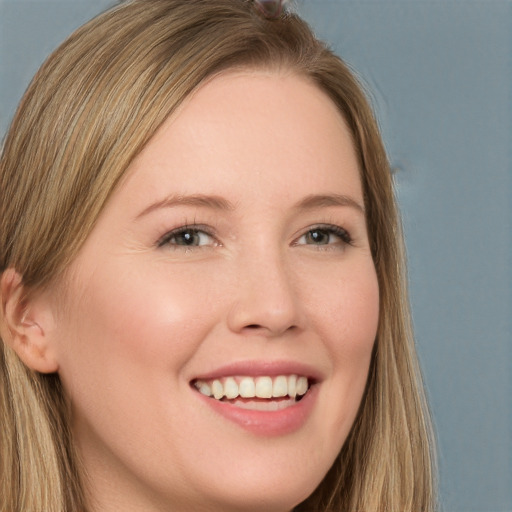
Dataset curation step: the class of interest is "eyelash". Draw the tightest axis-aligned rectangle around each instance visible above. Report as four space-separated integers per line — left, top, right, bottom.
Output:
156 223 353 250
294 224 353 248
157 224 217 249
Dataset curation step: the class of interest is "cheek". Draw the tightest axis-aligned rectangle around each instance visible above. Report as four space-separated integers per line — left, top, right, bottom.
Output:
306 256 379 358
53 262 223 417
51 262 231 482
306 257 379 424
333 266 378 381
80 264 216 354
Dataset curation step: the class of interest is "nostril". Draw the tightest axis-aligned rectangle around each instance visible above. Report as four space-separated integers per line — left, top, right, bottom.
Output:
242 323 298 336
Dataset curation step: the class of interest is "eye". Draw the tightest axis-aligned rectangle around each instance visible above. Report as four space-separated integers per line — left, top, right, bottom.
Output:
157 226 216 249
295 225 352 247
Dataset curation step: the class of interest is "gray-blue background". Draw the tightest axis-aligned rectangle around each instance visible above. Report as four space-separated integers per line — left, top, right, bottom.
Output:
1 1 511 511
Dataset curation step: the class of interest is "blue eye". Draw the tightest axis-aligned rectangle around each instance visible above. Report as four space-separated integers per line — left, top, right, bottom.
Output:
158 226 216 248
296 225 352 247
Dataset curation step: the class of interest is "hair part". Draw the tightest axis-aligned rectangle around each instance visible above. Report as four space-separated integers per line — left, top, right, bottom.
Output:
0 1 437 510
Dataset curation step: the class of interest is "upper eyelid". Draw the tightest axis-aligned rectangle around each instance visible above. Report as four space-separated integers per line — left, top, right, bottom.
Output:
156 224 217 247
156 222 353 247
293 223 352 241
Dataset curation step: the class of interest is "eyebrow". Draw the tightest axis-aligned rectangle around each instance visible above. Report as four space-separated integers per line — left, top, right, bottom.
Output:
136 194 235 219
136 192 364 219
294 194 365 214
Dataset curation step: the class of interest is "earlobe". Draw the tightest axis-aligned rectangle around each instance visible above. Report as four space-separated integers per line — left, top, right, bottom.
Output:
0 268 59 373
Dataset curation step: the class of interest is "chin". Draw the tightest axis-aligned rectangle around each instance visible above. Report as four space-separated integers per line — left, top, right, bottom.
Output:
188 454 330 512
203 481 319 512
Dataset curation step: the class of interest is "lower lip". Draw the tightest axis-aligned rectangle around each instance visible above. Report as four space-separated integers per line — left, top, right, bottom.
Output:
193 385 318 436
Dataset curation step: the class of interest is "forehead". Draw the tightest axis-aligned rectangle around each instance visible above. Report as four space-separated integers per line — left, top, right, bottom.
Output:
116 69 362 210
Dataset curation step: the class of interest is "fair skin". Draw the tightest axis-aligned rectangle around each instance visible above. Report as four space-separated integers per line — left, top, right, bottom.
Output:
15 71 379 511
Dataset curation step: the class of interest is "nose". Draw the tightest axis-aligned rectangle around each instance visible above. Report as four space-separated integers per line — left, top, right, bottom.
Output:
226 249 302 338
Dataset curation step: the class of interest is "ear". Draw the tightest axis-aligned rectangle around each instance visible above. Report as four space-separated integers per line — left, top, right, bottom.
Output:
0 268 59 373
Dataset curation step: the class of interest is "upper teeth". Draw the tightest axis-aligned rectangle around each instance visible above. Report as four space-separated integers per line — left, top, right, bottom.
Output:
193 375 309 400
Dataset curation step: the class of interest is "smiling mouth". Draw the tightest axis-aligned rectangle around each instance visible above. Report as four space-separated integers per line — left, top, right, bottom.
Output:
192 375 311 410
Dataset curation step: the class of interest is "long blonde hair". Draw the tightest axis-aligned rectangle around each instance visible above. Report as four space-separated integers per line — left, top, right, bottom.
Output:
0 1 437 510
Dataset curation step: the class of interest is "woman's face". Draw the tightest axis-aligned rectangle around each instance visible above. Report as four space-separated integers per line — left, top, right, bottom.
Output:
48 71 379 512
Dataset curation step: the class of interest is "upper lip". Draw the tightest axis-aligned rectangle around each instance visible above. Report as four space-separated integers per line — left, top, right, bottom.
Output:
190 360 324 383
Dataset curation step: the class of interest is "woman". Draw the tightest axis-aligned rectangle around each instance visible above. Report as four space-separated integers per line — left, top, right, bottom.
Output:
0 0 437 510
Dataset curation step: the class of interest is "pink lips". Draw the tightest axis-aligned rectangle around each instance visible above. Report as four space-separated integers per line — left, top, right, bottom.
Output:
195 385 317 436
191 360 320 436
192 360 322 381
